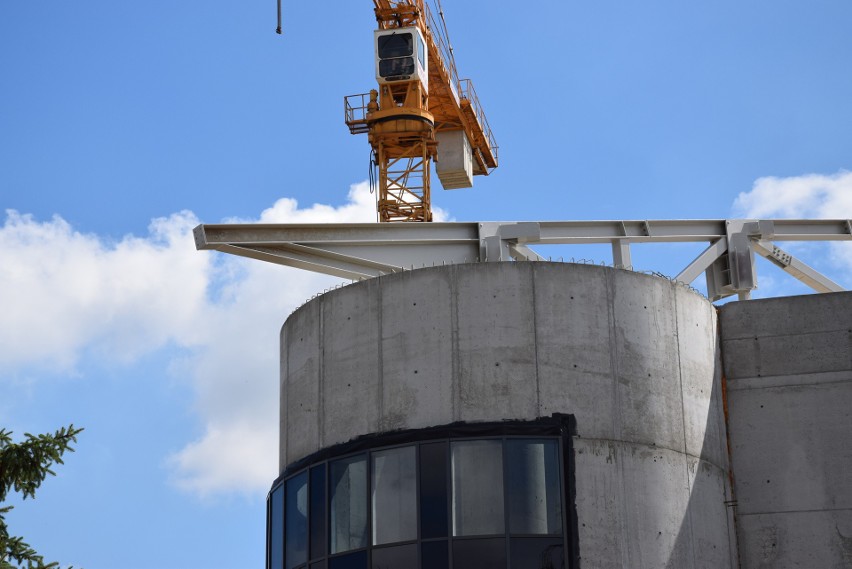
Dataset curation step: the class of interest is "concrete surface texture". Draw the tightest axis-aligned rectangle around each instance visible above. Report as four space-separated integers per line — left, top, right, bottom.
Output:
721 291 852 569
280 262 736 568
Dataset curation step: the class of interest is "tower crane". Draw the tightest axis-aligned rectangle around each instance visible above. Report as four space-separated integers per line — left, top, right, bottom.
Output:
341 0 499 222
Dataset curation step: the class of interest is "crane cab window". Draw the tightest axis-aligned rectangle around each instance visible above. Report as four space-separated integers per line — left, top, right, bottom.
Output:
377 33 413 59
375 28 427 86
377 33 415 80
379 57 415 79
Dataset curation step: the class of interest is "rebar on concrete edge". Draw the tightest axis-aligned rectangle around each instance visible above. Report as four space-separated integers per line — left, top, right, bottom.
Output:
287 259 708 318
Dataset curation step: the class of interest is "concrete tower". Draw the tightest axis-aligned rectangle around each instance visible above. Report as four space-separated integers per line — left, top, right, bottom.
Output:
194 218 852 569
272 263 735 568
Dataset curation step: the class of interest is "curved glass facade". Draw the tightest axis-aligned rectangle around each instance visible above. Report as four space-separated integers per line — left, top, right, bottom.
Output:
267 421 574 569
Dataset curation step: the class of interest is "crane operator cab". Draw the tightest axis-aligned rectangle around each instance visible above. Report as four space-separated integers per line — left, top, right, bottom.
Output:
375 27 428 91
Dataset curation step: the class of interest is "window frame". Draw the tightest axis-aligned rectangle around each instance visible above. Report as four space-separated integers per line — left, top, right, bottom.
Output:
267 417 578 569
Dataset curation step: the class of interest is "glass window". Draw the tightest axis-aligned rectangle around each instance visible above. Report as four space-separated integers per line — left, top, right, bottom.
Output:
506 440 563 535
451 440 505 536
453 538 507 569
371 543 417 569
421 540 449 569
377 33 413 58
371 446 417 545
378 57 415 78
420 442 449 539
510 537 564 569
330 455 368 554
269 428 570 569
270 485 284 569
328 550 367 569
310 466 327 560
286 472 309 569
416 34 425 68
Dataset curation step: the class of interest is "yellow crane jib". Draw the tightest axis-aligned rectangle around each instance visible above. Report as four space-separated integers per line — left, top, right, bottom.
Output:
344 0 498 222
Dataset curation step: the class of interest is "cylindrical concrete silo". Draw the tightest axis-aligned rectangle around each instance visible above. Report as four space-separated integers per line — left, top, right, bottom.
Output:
268 262 736 569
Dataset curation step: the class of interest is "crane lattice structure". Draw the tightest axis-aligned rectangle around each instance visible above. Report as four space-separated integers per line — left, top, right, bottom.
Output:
344 0 498 222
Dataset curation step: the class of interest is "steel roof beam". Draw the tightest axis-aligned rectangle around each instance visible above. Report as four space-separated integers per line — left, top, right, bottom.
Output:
194 218 851 299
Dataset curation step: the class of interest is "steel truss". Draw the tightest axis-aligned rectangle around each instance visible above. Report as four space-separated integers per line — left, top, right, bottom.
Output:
377 140 432 222
194 219 852 301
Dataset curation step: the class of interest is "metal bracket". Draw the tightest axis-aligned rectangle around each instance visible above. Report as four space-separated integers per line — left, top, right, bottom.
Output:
478 222 541 262
752 239 844 294
676 237 728 287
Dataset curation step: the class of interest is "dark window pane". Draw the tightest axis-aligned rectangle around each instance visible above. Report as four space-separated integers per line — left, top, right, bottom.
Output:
310 466 327 560
286 472 309 569
510 538 564 569
330 455 368 554
453 538 507 569
311 563 327 569
506 440 563 535
372 446 417 545
420 443 449 539
328 550 367 569
378 57 415 79
416 34 425 68
270 486 284 569
377 33 413 58
421 540 449 569
451 441 504 536
371 543 417 569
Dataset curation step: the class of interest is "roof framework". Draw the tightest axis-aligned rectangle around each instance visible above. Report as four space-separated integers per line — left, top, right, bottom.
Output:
194 219 852 301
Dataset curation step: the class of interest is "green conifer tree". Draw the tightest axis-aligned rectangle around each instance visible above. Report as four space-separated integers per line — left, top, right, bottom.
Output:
0 425 83 569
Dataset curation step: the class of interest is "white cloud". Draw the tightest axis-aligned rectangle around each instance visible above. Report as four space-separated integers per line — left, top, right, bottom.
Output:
168 420 279 498
731 170 852 278
250 180 449 224
167 181 445 497
1 180 434 498
732 170 852 219
0 210 208 372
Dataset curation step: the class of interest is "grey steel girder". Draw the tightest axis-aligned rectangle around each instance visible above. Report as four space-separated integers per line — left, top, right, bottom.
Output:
752 239 844 294
194 218 852 300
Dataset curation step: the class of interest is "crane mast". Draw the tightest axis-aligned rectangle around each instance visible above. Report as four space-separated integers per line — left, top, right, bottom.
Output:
345 0 498 222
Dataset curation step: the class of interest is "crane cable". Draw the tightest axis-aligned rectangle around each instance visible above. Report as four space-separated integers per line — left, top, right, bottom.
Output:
369 149 379 223
276 0 282 34
434 0 456 74
368 149 378 195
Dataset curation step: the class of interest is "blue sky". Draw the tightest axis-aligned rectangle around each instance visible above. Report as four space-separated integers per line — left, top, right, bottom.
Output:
1 1 851 568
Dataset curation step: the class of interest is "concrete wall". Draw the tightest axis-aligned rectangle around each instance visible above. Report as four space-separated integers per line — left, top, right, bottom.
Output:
721 291 852 569
280 263 735 568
